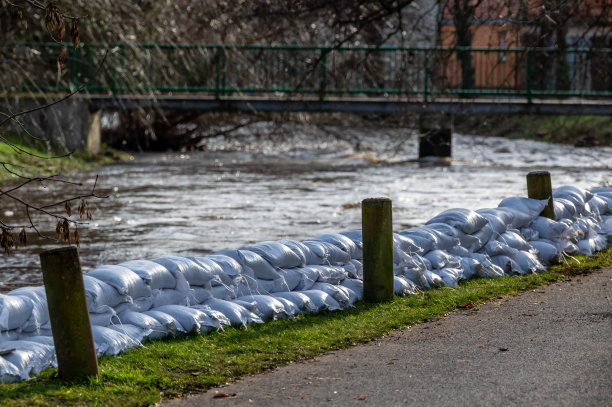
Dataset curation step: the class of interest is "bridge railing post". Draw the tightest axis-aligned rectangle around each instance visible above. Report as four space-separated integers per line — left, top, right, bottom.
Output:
215 45 222 99
424 52 429 103
526 49 533 104
319 49 328 101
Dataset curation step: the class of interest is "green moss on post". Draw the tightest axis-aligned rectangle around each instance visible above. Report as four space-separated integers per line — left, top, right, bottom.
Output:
40 246 99 381
362 197 394 302
526 171 555 219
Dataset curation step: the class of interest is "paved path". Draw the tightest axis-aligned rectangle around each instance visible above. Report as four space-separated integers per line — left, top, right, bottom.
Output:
164 268 612 406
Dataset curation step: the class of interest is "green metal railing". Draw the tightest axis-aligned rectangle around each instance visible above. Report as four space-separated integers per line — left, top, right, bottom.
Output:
2 42 611 101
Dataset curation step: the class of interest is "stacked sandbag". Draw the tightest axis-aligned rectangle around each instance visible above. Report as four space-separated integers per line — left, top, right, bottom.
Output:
2 184 610 382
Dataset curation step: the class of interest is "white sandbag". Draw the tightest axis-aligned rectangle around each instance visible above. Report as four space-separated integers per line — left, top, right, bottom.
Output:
476 208 513 231
432 268 463 288
405 227 460 252
302 240 351 265
497 230 533 252
0 340 55 379
393 276 419 296
91 325 139 356
460 257 482 279
498 197 549 218
555 185 593 204
205 255 243 276
341 260 360 279
235 295 290 320
152 288 194 308
204 299 262 326
298 290 342 312
87 265 152 299
398 230 435 253
340 278 364 299
114 296 153 313
313 265 348 285
530 217 571 240
7 287 48 333
279 240 318 265
592 193 612 215
256 277 291 294
240 241 304 269
402 268 428 288
89 305 116 327
426 208 489 234
577 235 607 256
217 249 280 280
288 266 320 291
191 286 213 304
142 310 185 335
107 324 148 346
424 250 461 270
311 282 351 307
422 269 444 288
392 233 423 255
469 253 505 278
0 294 34 332
273 296 300 316
470 225 494 251
520 228 540 242
152 305 218 334
115 311 168 340
514 251 546 274
119 260 177 289
483 240 519 258
530 241 563 264
210 284 236 300
553 188 587 212
491 255 523 275
553 198 577 220
426 223 482 252
232 275 267 297
189 305 232 328
0 356 21 383
339 230 364 259
350 259 363 277
189 257 233 286
273 292 315 313
153 256 216 287
313 233 360 259
277 269 303 291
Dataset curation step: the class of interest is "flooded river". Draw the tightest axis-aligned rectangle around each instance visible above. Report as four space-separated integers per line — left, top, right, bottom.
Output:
1 124 610 291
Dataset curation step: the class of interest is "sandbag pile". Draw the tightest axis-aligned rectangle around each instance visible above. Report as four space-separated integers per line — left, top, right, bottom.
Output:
1 185 610 382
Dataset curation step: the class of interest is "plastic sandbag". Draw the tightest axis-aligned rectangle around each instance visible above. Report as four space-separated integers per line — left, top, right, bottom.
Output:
498 197 548 218
476 208 513 231
422 269 444 288
460 257 482 279
340 278 364 299
483 239 519 258
274 292 315 313
114 295 153 313
312 233 360 259
497 230 533 252
393 233 423 254
424 250 461 270
240 241 304 269
555 185 593 204
204 299 262 326
393 276 419 296
405 227 460 252
514 251 546 274
7 287 49 333
426 208 489 234
273 296 300 317
425 223 482 252
189 257 233 286
0 340 55 379
217 249 280 280
577 235 607 256
520 227 540 242
210 284 236 300
402 268 428 288
592 193 612 215
341 261 360 279
119 260 177 290
530 217 571 240
153 256 216 287
433 268 463 288
398 229 435 253
89 305 116 327
530 241 562 265
491 255 522 275
311 282 351 307
0 356 21 383
469 253 505 278
279 240 318 265
235 295 290 320
107 324 148 346
302 240 351 265
152 305 219 334
87 265 152 299
0 294 34 332
115 310 168 340
313 265 348 285
277 269 303 291
298 290 342 312
205 255 243 276
91 325 139 356
339 230 364 259
142 310 185 335
553 198 577 220
553 188 587 212
152 288 194 308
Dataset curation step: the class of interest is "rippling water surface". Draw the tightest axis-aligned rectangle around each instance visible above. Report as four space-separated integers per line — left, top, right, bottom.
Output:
1 124 610 291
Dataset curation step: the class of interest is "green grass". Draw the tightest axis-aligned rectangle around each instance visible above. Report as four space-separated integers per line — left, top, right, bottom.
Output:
1 248 610 406
0 132 130 183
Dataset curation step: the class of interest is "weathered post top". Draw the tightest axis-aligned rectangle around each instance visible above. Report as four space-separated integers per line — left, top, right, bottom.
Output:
526 170 555 220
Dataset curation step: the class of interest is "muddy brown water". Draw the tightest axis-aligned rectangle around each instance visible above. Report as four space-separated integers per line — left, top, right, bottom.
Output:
1 127 610 292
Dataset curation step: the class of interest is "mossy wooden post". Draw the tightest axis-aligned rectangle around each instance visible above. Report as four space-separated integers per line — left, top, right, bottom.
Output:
362 197 394 302
526 171 554 219
40 246 99 381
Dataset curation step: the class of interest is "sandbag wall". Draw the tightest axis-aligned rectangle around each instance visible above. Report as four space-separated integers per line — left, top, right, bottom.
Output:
1 185 611 382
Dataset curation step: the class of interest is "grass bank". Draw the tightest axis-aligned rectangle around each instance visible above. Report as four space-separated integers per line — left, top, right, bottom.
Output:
1 248 610 406
454 115 612 147
0 133 130 183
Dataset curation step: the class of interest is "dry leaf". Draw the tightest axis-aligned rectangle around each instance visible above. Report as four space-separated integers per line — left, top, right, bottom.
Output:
70 19 79 49
356 395 367 400
65 201 72 217
212 393 236 398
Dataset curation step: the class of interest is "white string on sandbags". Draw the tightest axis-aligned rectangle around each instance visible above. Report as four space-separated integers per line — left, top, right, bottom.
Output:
1 185 610 383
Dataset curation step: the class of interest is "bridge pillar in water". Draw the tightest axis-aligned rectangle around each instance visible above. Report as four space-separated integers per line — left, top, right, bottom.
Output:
418 115 452 162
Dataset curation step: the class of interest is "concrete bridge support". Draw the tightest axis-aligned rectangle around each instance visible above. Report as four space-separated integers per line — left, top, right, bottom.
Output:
0 97 100 153
418 114 452 161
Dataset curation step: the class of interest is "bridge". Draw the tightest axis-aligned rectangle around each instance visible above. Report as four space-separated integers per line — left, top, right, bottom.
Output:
1 42 611 152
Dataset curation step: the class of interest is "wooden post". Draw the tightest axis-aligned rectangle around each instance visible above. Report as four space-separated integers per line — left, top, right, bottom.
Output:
40 247 99 381
526 171 554 219
362 198 394 302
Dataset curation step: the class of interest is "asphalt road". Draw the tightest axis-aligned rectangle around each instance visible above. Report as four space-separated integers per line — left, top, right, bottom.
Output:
164 267 612 407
